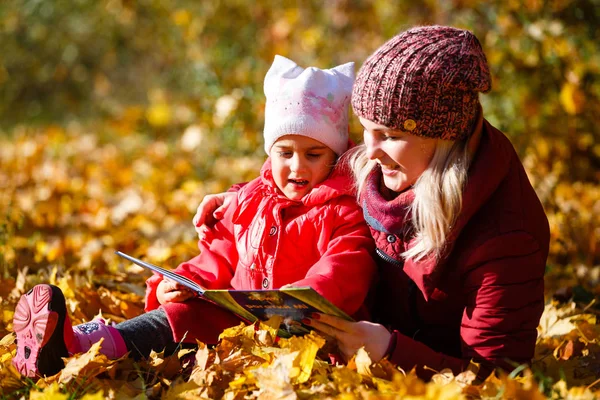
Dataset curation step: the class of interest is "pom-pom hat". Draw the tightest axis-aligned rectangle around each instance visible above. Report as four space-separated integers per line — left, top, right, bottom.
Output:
351 25 491 141
263 55 355 155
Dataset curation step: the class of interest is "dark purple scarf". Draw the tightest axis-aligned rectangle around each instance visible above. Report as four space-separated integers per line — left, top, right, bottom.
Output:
361 165 415 238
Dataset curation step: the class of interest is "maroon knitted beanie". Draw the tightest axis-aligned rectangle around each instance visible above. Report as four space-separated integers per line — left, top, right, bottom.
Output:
352 25 491 141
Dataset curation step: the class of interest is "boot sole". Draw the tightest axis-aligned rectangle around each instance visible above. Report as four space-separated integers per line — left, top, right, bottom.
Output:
12 284 69 377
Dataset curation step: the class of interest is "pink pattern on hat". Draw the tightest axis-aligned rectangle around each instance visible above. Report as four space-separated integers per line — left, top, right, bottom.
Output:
263 56 355 155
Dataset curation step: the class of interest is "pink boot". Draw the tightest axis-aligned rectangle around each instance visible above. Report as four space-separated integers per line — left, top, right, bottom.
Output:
13 285 69 377
71 319 128 359
13 284 128 378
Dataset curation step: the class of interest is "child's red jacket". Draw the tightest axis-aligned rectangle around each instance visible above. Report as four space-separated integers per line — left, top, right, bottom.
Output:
144 159 377 342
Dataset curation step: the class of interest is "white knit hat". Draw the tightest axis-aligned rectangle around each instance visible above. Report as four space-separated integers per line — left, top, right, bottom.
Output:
263 55 355 156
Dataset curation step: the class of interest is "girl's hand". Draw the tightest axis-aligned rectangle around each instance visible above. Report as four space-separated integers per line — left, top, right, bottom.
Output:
156 278 195 304
280 284 296 289
193 192 236 240
307 313 391 362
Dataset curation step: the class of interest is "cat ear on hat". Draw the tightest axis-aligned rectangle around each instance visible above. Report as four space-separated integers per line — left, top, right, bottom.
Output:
329 62 355 91
264 55 304 95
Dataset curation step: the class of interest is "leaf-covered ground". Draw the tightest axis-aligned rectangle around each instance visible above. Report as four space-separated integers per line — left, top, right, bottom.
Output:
1 126 599 399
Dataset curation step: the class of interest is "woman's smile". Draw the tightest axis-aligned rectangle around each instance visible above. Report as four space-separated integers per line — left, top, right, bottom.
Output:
379 163 400 176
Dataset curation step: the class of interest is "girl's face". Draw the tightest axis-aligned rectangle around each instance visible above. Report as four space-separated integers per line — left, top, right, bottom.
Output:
360 117 437 194
270 135 337 200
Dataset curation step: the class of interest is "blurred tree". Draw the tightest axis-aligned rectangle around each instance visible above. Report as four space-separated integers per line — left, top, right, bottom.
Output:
0 0 598 271
1 1 597 155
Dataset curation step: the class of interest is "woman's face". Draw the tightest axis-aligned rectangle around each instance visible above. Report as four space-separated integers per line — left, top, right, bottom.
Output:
360 117 437 193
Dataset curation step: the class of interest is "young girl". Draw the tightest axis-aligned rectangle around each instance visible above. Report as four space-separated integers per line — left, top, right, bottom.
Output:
12 55 376 378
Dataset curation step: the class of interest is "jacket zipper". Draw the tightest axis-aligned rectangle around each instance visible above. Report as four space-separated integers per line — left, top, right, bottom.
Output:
375 247 423 338
376 248 403 267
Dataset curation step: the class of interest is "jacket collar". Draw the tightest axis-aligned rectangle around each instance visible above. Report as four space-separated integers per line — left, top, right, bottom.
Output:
259 158 356 207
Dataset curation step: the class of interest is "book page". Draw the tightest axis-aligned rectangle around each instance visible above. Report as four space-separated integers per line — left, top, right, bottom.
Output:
115 251 205 295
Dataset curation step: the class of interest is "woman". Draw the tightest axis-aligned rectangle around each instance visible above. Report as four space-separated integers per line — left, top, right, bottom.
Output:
193 25 550 380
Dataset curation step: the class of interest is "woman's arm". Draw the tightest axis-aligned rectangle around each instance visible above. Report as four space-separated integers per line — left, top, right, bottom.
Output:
306 314 392 363
193 182 248 238
193 192 236 238
385 239 544 380
146 196 241 311
307 313 467 378
310 232 546 381
457 232 545 378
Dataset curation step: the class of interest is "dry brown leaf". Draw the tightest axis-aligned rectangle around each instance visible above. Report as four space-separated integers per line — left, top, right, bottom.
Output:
59 339 116 384
554 339 586 360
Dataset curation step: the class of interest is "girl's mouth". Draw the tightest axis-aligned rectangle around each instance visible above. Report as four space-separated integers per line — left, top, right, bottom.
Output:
288 178 309 187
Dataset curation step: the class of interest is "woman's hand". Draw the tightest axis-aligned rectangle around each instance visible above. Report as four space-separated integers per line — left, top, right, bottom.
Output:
156 278 195 305
307 313 392 362
192 192 236 239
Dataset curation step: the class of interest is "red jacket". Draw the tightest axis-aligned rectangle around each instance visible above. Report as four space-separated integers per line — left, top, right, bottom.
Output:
363 117 549 379
145 159 376 342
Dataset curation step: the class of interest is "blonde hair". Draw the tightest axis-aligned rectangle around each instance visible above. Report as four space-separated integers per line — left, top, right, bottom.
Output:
345 138 472 262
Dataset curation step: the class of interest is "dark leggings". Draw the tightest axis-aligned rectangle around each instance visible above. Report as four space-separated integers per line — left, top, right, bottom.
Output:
115 308 185 360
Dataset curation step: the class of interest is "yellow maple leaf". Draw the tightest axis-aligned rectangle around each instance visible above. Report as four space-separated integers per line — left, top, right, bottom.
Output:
330 366 363 392
278 331 325 384
79 391 105 400
163 380 203 400
59 339 115 384
353 347 373 377
219 322 249 341
252 352 297 398
145 349 182 379
421 381 465 400
29 382 68 400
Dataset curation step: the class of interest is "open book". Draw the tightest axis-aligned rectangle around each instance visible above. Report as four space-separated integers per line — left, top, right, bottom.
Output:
115 251 353 336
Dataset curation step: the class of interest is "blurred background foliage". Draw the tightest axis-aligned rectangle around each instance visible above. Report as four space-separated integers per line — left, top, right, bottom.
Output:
0 0 599 295
1 1 600 397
